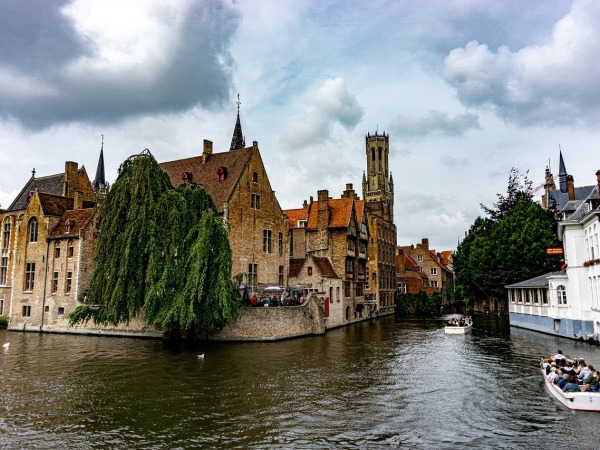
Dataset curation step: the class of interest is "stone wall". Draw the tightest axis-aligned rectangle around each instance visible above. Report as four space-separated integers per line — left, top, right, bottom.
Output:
210 295 325 341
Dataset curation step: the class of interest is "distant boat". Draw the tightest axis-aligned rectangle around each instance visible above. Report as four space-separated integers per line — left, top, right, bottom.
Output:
444 324 472 334
542 369 600 412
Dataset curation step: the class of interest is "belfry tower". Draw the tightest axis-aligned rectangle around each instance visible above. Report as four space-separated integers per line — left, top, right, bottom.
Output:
362 131 394 222
362 130 397 315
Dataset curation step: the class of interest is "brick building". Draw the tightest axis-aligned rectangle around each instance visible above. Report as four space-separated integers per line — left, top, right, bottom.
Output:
160 111 288 293
362 131 397 315
396 238 455 305
0 161 98 328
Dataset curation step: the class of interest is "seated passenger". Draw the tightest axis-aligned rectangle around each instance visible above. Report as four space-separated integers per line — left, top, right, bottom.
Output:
584 365 597 391
562 376 581 393
556 373 569 389
553 350 568 362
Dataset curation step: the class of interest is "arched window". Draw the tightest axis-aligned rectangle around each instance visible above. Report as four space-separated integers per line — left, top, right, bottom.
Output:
557 285 567 305
28 218 38 243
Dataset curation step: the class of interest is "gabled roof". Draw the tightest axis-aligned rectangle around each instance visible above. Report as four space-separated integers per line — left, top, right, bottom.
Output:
355 199 365 225
313 257 339 279
565 186 600 222
548 185 595 212
306 197 356 230
8 173 64 211
284 205 309 229
38 193 74 217
49 208 95 239
160 147 253 212
289 258 305 277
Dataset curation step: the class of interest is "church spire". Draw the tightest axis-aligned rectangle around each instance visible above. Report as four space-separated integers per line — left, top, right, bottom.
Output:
558 146 568 193
93 134 106 192
230 93 246 151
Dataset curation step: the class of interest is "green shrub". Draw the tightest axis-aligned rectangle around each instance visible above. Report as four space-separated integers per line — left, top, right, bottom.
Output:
0 315 8 329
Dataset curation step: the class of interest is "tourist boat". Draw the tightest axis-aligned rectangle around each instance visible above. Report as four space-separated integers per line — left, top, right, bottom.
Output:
542 369 600 412
444 324 472 334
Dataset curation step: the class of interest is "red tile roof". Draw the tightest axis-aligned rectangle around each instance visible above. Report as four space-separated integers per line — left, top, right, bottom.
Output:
313 257 339 279
306 197 355 229
49 208 95 239
160 147 253 212
289 258 305 277
284 205 309 229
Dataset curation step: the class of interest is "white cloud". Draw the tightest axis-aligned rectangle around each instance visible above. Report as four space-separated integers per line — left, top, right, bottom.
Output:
443 0 600 126
388 110 480 138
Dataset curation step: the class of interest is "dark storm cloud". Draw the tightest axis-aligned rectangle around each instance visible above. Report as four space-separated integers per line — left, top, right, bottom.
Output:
0 0 240 130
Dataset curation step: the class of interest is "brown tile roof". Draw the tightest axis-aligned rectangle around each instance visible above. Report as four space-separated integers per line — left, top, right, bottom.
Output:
289 258 305 277
159 147 253 212
355 199 364 224
284 205 309 229
313 257 339 279
49 208 95 239
38 193 74 217
306 197 355 229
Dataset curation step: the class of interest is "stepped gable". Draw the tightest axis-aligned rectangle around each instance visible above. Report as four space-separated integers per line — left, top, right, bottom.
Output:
49 208 95 239
8 173 64 211
160 147 253 212
38 193 74 217
313 257 339 278
289 258 306 277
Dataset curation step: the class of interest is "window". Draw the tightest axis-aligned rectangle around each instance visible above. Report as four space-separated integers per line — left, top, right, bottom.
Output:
417 255 423 262
0 257 7 285
263 230 272 254
297 220 306 228
58 307 65 315
54 246 60 258
430 280 438 287
345 258 353 273
28 218 38 243
431 268 437 275
359 242 366 254
251 194 260 210
0 299 3 315
252 172 258 183
557 285 567 305
308 266 313 276
68 245 74 258
22 305 31 317
279 265 284 286
278 232 283 256
248 263 257 291
344 281 351 297
289 234 294 256
347 238 355 252
2 218 10 249
25 262 35 291
52 272 58 293
365 272 369 291
66 272 72 293
358 261 366 276
355 282 364 297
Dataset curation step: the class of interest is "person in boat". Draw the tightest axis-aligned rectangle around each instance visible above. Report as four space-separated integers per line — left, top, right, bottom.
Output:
562 374 580 393
556 373 570 390
552 350 568 362
583 366 597 391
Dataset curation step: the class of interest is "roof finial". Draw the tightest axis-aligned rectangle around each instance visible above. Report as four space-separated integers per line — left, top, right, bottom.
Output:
101 133 104 150
236 93 241 114
32 168 36 177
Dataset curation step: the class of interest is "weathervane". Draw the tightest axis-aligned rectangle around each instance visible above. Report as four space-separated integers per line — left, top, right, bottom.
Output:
101 134 104 150
236 93 241 114
32 168 36 177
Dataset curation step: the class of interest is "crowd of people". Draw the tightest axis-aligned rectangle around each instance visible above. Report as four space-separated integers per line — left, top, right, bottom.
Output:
542 350 600 393
446 316 473 327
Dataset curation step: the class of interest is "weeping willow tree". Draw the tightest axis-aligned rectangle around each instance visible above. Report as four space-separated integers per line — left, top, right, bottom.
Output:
70 150 240 335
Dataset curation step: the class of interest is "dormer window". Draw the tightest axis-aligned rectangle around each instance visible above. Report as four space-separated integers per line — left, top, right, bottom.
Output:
182 172 193 183
308 266 313 276
64 219 72 234
298 220 306 228
216 166 227 182
252 172 258 183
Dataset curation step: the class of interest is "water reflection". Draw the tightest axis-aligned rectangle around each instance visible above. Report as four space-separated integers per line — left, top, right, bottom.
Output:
1 315 599 449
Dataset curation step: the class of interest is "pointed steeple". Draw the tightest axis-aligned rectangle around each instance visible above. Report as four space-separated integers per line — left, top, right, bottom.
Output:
230 93 246 151
93 135 106 192
558 147 568 193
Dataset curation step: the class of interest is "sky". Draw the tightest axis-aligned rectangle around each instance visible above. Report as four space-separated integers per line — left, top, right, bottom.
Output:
1 0 599 252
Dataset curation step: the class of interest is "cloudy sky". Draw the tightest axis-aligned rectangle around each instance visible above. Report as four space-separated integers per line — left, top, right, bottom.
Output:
1 0 599 251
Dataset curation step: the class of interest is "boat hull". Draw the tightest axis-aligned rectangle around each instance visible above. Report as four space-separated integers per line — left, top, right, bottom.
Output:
444 325 472 334
542 370 600 412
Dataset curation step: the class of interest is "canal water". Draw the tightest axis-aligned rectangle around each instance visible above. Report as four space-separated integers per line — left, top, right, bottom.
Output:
1 315 599 449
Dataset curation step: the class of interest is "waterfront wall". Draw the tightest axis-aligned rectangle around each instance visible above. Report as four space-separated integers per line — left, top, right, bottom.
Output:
509 311 595 341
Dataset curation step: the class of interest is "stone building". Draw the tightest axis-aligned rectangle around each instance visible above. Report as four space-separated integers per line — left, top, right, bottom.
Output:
285 183 369 325
362 131 397 315
0 161 97 328
396 238 455 306
160 111 289 293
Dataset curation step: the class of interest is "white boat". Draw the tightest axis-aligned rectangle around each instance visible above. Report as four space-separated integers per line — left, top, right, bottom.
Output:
542 369 600 412
444 325 472 334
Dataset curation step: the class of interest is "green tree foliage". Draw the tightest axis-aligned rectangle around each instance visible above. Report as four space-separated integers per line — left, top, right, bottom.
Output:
454 169 562 302
396 290 442 316
70 150 240 334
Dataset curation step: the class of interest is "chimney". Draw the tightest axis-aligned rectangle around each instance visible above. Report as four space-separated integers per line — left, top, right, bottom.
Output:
73 191 83 210
342 183 356 199
202 140 213 164
303 199 307 208
567 175 575 201
63 161 79 197
421 238 429 250
317 190 330 230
